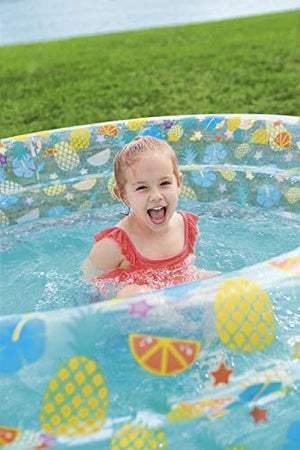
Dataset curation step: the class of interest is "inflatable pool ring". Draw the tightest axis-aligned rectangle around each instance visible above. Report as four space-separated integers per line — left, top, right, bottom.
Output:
0 114 299 449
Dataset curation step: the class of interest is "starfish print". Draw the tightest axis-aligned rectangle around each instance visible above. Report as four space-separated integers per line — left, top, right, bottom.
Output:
164 120 174 129
190 131 203 141
96 135 106 143
218 183 227 193
249 406 268 423
128 299 154 319
240 118 254 130
25 197 34 205
284 153 293 162
34 433 56 449
225 129 234 140
245 172 254 180
211 362 233 386
254 151 263 160
275 175 284 183
0 154 7 164
65 193 74 201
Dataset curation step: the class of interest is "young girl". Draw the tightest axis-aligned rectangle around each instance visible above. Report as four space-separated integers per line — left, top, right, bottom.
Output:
81 135 218 298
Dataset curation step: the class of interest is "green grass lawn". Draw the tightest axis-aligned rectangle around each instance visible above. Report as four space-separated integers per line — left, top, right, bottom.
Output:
0 10 299 138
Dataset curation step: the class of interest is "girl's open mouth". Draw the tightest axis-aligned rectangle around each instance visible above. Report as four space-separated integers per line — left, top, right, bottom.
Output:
147 206 167 224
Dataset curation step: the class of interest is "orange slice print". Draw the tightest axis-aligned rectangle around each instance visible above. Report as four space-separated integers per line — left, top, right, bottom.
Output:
96 124 118 137
0 426 19 446
129 334 201 376
268 256 300 276
273 131 291 148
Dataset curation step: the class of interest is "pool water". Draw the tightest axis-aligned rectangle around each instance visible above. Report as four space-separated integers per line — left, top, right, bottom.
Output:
1 198 299 316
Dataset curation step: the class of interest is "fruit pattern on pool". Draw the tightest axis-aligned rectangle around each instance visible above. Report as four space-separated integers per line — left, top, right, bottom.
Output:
0 115 299 227
0 251 299 449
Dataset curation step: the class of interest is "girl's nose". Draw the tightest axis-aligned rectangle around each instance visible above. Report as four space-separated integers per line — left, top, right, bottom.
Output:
149 187 163 201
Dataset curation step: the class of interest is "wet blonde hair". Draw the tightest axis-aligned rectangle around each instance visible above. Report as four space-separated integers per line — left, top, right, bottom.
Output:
114 135 181 195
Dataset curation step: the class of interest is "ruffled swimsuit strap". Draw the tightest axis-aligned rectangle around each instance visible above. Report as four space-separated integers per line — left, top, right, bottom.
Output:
94 227 138 266
181 211 199 254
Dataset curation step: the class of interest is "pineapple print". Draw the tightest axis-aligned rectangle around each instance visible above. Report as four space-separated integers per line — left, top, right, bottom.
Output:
43 184 66 196
0 180 22 195
284 187 300 204
234 143 250 160
250 128 269 145
214 278 276 352
167 403 205 422
167 124 184 142
127 118 148 131
54 142 80 171
70 128 91 150
180 185 197 200
110 421 168 449
220 170 236 181
40 356 109 437
78 200 93 210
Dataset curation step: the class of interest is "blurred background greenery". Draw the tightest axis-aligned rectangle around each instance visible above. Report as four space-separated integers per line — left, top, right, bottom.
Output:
0 10 299 138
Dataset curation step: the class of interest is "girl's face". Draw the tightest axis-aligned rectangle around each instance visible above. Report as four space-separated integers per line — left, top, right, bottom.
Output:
120 152 182 232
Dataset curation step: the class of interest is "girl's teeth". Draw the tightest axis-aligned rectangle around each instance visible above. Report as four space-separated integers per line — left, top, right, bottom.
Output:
148 206 166 222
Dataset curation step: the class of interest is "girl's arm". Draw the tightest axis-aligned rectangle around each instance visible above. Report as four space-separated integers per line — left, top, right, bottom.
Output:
80 258 105 282
81 237 124 282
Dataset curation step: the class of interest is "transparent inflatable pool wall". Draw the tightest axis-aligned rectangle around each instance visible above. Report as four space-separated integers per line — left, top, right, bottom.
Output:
0 115 299 449
1 114 300 224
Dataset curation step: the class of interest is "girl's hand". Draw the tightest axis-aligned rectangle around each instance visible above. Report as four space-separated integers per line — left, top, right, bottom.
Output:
116 283 152 298
196 269 220 280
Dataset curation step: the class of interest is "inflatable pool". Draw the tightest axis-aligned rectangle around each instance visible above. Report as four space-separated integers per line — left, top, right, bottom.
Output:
0 114 299 449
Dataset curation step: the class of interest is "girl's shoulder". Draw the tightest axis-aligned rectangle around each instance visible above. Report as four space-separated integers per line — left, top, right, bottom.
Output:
178 210 199 229
91 227 127 271
93 216 138 266
178 211 199 249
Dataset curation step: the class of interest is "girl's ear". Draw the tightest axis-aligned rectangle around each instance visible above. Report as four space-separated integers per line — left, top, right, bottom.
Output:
178 173 183 188
113 186 128 204
113 185 120 198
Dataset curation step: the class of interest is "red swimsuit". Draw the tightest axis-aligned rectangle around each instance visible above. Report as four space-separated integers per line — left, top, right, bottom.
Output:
94 211 199 296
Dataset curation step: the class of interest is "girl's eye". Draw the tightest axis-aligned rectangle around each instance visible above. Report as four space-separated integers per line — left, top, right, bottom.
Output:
136 186 146 191
161 181 171 186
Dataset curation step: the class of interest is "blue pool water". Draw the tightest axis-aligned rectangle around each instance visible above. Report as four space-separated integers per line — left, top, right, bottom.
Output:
1 199 299 316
